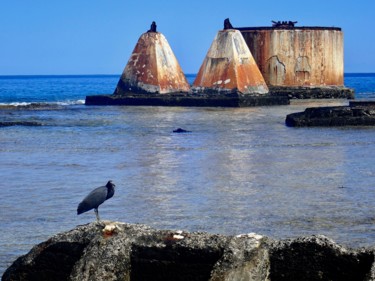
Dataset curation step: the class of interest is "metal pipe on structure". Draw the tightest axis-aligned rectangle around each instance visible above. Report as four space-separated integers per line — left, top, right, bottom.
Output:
238 25 344 87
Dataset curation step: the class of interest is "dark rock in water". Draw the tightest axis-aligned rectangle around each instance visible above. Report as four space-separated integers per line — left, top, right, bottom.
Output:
0 121 43 127
286 101 375 127
173 128 191 133
0 103 64 111
3 222 375 281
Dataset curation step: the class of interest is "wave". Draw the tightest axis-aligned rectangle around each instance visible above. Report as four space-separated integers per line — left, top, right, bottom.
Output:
0 100 85 110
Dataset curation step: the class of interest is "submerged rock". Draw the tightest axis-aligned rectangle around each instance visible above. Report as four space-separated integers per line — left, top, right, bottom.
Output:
3 222 375 281
173 128 191 133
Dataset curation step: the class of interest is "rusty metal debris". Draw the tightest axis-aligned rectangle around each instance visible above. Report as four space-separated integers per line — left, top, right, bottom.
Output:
272 20 297 28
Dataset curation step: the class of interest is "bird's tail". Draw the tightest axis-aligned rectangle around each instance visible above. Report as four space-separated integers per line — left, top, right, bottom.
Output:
77 202 89 215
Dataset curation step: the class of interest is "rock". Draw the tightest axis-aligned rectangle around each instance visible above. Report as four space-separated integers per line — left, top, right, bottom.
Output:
0 121 43 127
286 101 375 127
173 128 191 133
269 235 375 281
3 222 375 281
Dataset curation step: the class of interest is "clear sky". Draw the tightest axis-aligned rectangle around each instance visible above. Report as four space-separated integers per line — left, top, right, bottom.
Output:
0 0 374 75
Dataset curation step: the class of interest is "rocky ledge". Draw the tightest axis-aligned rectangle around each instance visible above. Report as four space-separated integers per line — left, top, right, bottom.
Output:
85 93 290 107
3 222 375 281
286 100 375 127
270 86 355 100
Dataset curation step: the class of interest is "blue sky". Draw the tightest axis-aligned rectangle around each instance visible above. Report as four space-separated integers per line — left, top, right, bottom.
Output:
0 0 374 75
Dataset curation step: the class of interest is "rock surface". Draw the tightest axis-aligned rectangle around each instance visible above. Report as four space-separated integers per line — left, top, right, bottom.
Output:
85 93 290 107
270 86 354 99
286 100 375 127
3 222 375 281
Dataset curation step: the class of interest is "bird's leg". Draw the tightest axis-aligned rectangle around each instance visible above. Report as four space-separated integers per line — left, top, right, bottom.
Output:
94 208 100 222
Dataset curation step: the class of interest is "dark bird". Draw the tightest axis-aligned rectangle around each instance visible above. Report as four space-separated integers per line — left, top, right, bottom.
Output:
77 181 116 221
147 21 157 32
224 18 233 30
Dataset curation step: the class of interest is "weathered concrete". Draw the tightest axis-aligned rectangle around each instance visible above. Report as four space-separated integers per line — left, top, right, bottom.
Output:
85 92 290 107
193 29 269 95
114 31 190 95
286 100 375 127
3 222 375 281
239 26 344 87
270 86 354 99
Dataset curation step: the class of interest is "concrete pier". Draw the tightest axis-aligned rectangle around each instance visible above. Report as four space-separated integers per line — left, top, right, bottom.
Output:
85 92 289 107
86 21 354 106
86 25 289 107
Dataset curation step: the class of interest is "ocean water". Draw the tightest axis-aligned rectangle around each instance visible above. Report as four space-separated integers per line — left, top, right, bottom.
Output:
1 73 375 275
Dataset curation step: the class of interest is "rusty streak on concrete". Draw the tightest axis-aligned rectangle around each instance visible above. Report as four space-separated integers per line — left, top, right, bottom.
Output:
193 29 269 95
240 27 344 87
114 32 190 95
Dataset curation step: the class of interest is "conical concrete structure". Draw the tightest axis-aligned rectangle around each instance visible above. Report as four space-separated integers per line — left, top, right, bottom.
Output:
115 30 190 95
193 29 269 95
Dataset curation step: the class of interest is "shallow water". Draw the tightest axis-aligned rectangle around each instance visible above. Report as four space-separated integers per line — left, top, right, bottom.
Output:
1 74 375 274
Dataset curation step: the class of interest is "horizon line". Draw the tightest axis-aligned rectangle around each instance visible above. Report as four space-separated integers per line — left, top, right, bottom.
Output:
0 72 374 77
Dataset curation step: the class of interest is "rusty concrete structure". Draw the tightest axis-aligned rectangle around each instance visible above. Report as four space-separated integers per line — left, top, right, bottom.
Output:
238 25 344 88
86 22 289 107
193 28 269 95
114 29 190 95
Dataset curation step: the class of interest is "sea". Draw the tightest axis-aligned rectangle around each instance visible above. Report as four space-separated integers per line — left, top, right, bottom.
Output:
1 73 375 275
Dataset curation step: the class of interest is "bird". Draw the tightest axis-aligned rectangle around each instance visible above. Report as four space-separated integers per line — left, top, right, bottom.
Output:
77 180 116 221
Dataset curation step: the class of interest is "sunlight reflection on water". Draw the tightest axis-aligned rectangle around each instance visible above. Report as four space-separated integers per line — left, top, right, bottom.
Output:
1 100 375 273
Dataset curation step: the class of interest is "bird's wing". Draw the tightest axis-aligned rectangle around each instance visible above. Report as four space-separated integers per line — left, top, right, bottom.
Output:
77 186 108 214
85 186 108 201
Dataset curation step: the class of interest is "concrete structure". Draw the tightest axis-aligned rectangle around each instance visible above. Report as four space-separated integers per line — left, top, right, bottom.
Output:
114 31 190 95
238 26 344 87
193 29 269 95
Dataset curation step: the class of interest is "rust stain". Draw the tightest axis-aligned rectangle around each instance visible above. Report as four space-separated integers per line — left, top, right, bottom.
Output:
193 29 268 94
241 28 344 86
116 32 190 94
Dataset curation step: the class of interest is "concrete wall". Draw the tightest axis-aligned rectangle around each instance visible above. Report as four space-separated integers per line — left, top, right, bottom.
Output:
240 27 344 87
